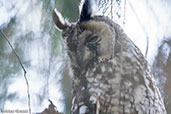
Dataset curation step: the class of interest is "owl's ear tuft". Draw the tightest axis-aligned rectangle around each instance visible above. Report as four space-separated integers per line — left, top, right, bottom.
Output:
79 0 96 22
52 9 69 31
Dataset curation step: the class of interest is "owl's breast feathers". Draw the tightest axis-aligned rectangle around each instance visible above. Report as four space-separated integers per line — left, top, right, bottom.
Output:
52 0 166 113
71 16 166 114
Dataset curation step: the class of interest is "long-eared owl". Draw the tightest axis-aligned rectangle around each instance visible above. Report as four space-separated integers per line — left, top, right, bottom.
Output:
52 0 166 113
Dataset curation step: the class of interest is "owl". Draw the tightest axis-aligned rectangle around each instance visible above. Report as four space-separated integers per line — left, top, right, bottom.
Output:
52 0 166 114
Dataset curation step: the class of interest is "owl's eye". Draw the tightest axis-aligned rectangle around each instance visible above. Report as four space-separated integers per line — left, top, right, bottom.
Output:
84 34 100 45
84 34 101 54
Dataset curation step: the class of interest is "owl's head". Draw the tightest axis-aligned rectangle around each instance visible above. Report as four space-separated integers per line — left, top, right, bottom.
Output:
52 0 115 69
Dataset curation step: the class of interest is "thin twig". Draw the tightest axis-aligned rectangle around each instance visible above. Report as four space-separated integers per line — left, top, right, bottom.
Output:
0 30 31 114
145 36 149 58
123 0 126 26
111 0 113 19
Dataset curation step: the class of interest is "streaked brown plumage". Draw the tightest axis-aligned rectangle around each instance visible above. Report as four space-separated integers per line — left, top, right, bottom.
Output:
52 0 166 113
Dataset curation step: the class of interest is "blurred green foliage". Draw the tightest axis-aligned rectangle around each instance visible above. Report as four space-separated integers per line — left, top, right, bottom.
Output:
0 0 79 113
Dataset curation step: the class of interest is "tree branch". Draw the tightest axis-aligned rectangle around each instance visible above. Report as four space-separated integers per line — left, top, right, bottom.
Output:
0 30 31 114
